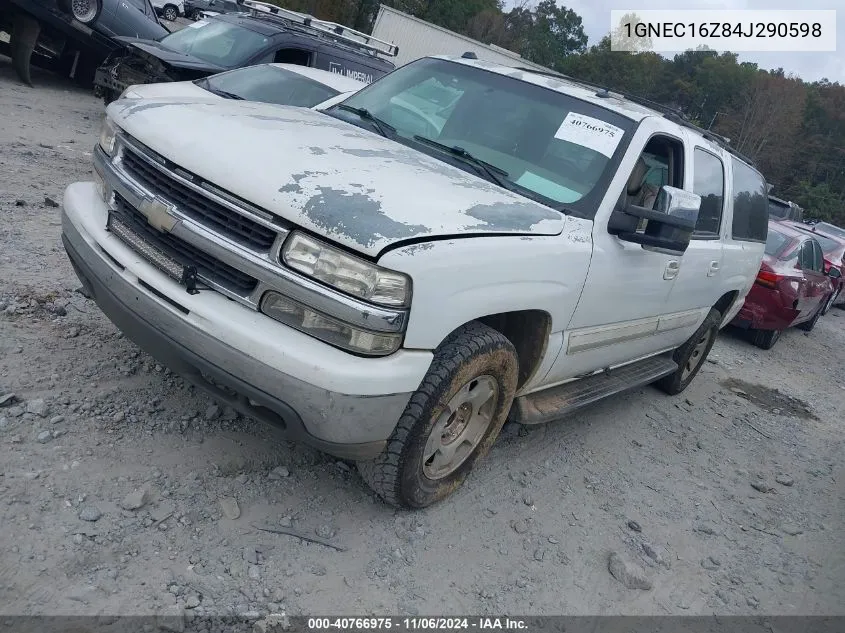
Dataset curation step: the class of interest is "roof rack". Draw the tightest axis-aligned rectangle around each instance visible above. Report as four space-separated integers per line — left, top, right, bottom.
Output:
513 65 757 167
240 0 398 58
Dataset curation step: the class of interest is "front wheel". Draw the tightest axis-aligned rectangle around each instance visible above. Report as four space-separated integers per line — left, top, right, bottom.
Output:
357 322 518 509
59 0 102 24
191 9 203 19
822 289 838 316
797 300 825 332
655 308 721 395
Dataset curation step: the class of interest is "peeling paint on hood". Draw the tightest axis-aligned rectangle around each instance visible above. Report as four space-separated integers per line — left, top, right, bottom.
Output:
108 98 565 257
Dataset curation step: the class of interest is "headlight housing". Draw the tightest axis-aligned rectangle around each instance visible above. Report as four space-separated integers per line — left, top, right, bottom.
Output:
98 118 118 156
261 291 402 355
282 232 410 307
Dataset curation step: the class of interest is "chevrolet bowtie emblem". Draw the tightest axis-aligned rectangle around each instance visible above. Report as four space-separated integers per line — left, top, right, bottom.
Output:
138 198 177 233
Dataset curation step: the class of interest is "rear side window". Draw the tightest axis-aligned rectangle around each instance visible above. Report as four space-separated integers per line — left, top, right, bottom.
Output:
692 148 724 237
764 228 790 257
730 158 768 242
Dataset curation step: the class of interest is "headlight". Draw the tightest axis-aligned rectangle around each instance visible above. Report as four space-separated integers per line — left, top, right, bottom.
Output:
99 118 118 156
282 232 410 307
261 291 402 355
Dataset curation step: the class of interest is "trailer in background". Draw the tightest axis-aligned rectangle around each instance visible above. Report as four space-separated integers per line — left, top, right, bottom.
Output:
371 4 550 71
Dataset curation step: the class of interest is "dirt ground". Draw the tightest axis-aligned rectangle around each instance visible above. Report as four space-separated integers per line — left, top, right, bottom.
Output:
1 57 844 622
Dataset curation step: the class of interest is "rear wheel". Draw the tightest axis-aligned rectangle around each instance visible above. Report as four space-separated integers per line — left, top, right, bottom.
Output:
751 328 781 350
655 308 720 395
163 4 178 20
357 322 518 509
191 8 203 19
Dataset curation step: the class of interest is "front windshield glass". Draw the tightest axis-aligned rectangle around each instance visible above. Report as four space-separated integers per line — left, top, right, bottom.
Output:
160 20 269 67
328 58 634 214
200 65 339 106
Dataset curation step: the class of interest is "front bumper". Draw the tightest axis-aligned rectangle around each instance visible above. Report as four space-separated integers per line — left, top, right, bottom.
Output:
61 182 433 460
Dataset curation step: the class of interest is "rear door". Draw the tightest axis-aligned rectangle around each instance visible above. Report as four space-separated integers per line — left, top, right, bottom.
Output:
795 240 826 320
313 48 380 84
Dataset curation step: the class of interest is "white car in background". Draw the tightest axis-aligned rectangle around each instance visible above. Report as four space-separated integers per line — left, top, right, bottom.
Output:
151 0 185 21
119 63 367 109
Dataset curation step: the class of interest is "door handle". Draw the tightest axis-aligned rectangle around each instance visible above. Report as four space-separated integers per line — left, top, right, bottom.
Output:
664 260 680 280
707 261 720 277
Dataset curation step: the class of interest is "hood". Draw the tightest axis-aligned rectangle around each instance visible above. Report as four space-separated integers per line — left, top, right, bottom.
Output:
123 80 216 100
114 38 226 73
108 99 565 258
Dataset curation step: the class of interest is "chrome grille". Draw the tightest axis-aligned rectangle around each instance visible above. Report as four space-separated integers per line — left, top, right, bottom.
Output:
120 148 278 251
111 194 258 296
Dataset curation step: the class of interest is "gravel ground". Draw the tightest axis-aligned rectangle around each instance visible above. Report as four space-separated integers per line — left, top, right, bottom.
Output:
1 56 844 622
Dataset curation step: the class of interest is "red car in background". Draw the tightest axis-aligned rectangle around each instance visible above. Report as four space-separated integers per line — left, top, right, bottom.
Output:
783 221 845 313
732 220 842 349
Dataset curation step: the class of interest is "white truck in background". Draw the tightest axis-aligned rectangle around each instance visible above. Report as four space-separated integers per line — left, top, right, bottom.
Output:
371 4 549 71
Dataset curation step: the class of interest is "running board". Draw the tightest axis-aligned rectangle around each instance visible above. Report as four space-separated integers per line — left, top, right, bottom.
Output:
511 355 678 425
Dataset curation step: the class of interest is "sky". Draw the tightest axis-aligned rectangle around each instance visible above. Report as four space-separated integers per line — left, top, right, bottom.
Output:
507 0 843 83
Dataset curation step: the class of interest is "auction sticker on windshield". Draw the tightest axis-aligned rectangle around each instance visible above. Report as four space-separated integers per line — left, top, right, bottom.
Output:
554 112 623 158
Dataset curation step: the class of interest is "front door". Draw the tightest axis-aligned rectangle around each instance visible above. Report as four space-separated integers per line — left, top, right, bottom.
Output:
543 120 687 384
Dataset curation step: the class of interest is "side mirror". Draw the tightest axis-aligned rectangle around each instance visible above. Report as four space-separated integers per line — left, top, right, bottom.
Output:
828 267 842 279
608 185 702 256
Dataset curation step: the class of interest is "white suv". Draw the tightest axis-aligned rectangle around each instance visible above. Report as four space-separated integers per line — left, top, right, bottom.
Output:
151 0 184 21
61 56 767 508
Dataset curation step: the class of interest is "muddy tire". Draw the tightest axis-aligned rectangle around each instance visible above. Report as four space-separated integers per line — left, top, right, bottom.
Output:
655 308 721 396
357 322 518 509
751 328 781 350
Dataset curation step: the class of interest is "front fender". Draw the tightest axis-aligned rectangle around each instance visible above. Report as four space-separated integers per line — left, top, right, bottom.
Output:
379 216 593 350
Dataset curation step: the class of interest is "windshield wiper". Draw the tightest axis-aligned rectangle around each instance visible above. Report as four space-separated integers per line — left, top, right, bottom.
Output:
412 135 511 189
194 78 243 100
206 87 244 100
335 104 395 138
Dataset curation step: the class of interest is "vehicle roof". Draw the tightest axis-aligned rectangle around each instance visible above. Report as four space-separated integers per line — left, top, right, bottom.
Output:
435 56 757 166
782 220 845 249
213 13 394 66
769 219 815 241
268 63 367 92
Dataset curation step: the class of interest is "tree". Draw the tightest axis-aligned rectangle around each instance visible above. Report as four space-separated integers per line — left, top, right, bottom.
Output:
507 0 587 69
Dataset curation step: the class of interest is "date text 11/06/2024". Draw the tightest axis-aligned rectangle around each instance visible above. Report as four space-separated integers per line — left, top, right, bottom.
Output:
307 618 528 631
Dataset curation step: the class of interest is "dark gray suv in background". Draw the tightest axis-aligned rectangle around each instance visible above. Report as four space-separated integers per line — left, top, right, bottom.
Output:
0 0 167 85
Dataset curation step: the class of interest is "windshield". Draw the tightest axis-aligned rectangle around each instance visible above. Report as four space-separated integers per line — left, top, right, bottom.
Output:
159 20 269 67
198 65 340 106
764 227 791 257
328 58 634 214
816 222 845 240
